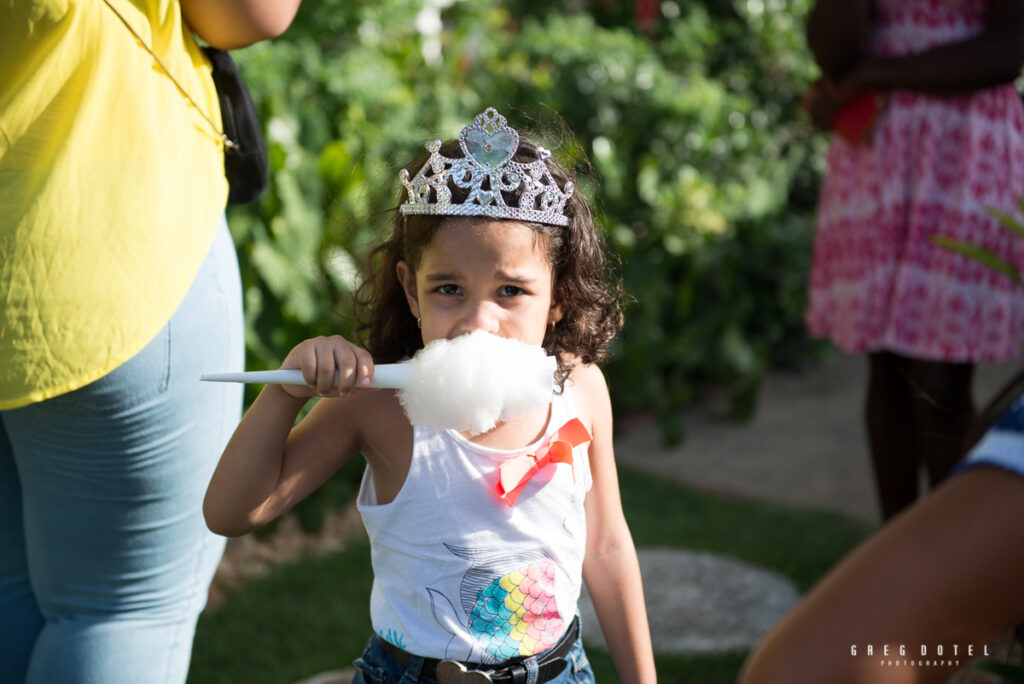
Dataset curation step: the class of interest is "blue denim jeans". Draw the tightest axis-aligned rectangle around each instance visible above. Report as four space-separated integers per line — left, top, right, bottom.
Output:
0 219 243 683
351 631 596 684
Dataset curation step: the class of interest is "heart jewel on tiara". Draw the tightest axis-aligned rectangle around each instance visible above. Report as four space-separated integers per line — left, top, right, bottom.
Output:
398 107 574 227
462 128 517 169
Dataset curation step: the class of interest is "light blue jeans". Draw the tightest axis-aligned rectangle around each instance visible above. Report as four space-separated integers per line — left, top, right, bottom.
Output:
0 219 243 683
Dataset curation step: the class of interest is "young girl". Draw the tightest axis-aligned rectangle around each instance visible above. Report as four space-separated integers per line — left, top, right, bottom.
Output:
204 108 657 684
802 0 1024 521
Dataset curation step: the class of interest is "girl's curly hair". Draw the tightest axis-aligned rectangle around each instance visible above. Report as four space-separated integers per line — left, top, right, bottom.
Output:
353 137 623 389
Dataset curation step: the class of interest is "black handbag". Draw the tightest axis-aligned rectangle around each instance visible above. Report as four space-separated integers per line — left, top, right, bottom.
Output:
202 47 269 205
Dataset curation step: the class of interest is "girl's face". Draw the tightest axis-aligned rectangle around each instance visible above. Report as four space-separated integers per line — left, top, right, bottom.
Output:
396 219 562 347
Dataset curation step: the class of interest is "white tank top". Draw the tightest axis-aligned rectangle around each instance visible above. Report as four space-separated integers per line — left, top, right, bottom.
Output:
357 388 592 662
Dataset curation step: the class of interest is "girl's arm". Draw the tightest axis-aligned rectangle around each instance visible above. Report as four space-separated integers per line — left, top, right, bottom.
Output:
806 0 872 80
575 365 656 684
203 336 374 537
841 0 1024 94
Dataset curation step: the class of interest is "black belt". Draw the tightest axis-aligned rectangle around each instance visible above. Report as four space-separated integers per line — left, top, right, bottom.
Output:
379 616 579 684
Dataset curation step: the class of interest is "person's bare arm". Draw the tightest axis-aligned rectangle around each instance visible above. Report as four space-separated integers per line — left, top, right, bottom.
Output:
806 0 872 80
739 467 1024 684
841 0 1024 93
203 335 374 537
574 365 656 684
180 0 302 50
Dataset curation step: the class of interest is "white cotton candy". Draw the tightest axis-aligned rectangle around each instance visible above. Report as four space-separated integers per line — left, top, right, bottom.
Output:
397 330 557 435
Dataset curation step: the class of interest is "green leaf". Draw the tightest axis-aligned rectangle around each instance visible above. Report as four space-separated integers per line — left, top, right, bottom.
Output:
984 206 1024 239
930 234 1023 286
721 326 757 375
323 245 361 293
318 140 352 187
250 241 320 324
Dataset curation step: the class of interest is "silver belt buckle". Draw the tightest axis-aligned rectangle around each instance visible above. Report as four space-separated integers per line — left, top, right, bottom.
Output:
436 660 495 684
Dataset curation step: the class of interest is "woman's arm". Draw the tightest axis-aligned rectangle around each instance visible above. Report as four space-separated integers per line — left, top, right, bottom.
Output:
575 366 656 684
739 467 1024 684
806 0 872 80
203 336 374 537
180 0 302 50
842 0 1024 93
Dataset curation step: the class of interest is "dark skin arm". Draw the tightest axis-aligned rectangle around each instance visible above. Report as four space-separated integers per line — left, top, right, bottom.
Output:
804 0 1024 130
806 0 872 80
807 0 1024 94
841 0 1024 94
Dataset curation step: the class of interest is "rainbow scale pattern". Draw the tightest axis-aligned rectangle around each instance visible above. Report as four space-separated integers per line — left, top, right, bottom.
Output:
469 560 564 660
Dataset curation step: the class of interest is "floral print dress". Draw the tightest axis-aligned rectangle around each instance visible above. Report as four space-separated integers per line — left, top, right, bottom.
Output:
806 0 1024 360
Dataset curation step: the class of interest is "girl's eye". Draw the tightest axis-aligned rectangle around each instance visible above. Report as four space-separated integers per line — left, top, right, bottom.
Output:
436 284 461 295
499 285 524 297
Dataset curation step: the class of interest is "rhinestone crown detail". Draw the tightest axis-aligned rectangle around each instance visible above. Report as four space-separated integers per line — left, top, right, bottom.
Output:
399 108 574 227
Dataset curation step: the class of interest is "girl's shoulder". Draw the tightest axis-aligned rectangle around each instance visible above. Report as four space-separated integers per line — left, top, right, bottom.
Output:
565 362 612 436
567 361 609 392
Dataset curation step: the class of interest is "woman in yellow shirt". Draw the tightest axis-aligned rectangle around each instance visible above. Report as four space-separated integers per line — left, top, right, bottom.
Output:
0 1 299 681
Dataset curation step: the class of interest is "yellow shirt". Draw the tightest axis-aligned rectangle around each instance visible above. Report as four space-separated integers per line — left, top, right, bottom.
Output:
0 0 229 409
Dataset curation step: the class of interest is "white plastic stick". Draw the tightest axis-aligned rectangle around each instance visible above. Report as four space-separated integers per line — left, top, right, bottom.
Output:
200 364 413 389
201 332 556 434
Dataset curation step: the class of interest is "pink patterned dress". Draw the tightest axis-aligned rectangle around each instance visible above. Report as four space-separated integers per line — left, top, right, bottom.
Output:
805 0 1024 361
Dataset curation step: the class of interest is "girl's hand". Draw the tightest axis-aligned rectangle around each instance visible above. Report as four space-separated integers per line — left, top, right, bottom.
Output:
279 335 375 399
802 77 844 131
802 75 863 132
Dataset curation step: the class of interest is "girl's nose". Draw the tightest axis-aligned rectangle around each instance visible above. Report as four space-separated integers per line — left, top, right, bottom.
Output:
457 300 501 336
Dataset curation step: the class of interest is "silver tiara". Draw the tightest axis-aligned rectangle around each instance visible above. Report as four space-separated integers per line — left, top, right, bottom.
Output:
399 108 574 227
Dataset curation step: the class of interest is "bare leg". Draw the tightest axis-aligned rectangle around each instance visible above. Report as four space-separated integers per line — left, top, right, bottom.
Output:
903 358 975 487
866 352 920 520
739 467 1024 684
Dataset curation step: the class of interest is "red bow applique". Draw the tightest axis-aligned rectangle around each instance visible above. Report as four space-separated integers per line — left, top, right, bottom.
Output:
496 418 591 506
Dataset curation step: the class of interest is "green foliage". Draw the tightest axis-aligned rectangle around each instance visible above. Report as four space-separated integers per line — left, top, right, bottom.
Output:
190 540 375 684
229 0 823 452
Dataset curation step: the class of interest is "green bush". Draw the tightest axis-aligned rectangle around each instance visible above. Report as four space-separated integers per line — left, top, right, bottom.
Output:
229 0 824 463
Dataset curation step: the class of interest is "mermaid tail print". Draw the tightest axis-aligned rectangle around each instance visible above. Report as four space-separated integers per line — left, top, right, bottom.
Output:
426 587 474 661
473 558 565 659
427 544 566 662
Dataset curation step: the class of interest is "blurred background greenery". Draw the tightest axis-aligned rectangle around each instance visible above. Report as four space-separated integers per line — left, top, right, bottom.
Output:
227 0 826 526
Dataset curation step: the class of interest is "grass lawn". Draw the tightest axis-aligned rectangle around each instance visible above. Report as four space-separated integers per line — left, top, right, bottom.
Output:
188 465 871 683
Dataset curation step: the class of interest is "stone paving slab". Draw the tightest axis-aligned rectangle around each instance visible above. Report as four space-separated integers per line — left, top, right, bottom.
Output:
578 548 799 655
